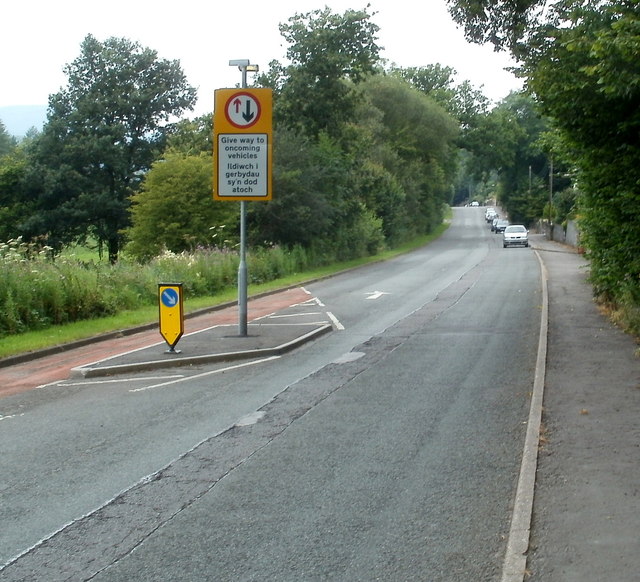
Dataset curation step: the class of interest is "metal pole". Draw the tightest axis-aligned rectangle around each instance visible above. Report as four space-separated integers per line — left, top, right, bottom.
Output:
238 63 249 336
549 157 554 240
238 200 248 336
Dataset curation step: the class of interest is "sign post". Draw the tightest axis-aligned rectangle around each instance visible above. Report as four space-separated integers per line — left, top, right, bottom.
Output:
158 283 184 353
213 60 272 337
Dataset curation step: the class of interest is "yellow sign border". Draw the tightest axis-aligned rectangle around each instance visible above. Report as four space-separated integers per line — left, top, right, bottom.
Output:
158 283 184 349
213 88 273 201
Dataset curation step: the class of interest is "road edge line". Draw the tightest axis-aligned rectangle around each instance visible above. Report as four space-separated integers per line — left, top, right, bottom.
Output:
500 249 548 582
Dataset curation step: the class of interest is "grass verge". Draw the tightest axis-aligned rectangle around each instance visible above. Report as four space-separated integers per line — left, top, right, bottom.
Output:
0 224 448 360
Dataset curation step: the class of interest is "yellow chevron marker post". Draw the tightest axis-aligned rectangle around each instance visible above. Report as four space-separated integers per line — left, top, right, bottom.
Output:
158 283 184 353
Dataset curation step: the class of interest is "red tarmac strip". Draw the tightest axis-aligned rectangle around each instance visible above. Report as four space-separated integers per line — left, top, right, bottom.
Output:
0 287 311 399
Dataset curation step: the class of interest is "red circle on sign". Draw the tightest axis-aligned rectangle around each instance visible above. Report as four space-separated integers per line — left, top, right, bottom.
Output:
224 92 261 129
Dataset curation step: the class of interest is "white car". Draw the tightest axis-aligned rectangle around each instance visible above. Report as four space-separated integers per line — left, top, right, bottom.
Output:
503 225 529 248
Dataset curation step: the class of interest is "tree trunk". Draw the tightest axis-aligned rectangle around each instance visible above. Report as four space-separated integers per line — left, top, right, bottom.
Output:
108 237 119 264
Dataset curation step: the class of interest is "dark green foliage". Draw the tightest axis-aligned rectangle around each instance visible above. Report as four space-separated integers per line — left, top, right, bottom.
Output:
392 63 495 209
525 3 640 306
273 6 381 139
24 35 196 263
0 120 17 156
488 93 559 226
447 0 545 52
391 65 490 128
249 68 459 258
165 114 214 156
449 0 640 331
249 128 342 247
0 150 33 242
355 75 459 233
248 7 458 259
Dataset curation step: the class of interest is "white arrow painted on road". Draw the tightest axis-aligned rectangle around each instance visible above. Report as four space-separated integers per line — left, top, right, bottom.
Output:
365 291 390 300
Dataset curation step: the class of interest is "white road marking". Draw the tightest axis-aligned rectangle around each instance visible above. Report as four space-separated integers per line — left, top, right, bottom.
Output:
249 322 330 327
0 413 25 422
128 356 281 393
326 311 345 330
268 312 324 318
59 375 185 387
365 291 390 300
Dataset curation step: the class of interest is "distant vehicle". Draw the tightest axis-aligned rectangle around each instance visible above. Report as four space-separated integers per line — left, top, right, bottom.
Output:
491 217 500 231
471 201 480 206
485 208 497 222
494 219 510 234
503 225 529 247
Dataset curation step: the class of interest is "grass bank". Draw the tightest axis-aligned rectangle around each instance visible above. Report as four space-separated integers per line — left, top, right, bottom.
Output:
0 224 449 360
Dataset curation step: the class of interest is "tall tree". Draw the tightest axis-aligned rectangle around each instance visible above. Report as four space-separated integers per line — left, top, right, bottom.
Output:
271 6 382 138
446 0 545 52
0 150 32 242
28 35 196 262
0 120 17 156
250 6 390 259
164 113 213 156
389 64 489 126
448 0 640 310
360 74 459 232
526 2 640 304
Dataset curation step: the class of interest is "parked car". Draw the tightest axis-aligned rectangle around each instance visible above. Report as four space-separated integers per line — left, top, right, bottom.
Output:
503 225 529 247
491 217 500 231
494 219 510 234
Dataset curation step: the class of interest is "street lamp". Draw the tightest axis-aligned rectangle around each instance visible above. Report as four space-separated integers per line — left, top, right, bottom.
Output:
229 59 259 336
229 59 259 89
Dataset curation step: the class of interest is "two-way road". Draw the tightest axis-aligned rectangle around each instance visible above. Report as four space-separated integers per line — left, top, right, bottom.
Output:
0 207 542 580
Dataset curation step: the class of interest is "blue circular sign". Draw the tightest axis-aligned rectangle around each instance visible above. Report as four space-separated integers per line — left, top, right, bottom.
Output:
161 288 179 308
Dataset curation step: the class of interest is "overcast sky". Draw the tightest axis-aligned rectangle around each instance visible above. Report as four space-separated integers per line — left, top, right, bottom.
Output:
2 0 522 117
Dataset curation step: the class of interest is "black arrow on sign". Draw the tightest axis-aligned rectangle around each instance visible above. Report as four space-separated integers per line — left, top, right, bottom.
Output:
242 99 255 123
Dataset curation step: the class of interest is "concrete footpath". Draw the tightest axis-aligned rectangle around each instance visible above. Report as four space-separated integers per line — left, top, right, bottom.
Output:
527 235 640 581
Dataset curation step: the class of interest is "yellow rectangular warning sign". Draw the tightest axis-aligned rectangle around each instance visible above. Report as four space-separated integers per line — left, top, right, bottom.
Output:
213 88 273 201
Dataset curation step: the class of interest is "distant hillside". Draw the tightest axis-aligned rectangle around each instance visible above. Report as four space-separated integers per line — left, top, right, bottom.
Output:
0 105 47 138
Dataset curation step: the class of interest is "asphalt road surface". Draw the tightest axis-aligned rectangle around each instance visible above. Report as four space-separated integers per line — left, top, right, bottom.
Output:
0 207 543 580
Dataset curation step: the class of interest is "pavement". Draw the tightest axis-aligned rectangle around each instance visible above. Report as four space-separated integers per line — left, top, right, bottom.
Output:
0 235 638 580
524 235 640 581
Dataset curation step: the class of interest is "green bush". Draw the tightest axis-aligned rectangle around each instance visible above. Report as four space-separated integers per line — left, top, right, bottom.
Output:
0 240 318 338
